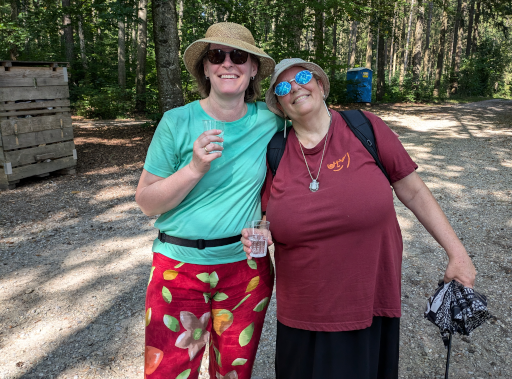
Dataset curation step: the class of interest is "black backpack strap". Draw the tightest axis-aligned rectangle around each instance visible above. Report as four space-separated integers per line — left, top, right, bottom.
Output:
267 126 292 177
339 110 391 183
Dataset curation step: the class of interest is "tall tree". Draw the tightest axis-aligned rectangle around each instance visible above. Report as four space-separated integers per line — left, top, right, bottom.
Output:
449 0 463 94
331 12 338 80
422 1 433 78
314 0 325 61
9 0 19 59
450 0 466 94
78 15 88 71
62 0 74 64
152 0 184 113
347 20 358 67
471 1 481 55
388 3 397 82
135 0 148 113
366 4 374 69
433 0 448 97
399 0 415 86
118 16 126 88
465 0 475 56
412 0 424 85
376 24 386 101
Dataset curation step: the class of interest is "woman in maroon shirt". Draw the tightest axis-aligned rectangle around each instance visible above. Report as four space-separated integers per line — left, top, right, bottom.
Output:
241 59 476 379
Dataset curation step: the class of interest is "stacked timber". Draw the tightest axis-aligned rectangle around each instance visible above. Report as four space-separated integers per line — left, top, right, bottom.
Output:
0 61 76 190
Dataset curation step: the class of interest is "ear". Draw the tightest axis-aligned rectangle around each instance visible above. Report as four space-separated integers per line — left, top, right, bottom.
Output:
250 57 258 78
276 101 286 118
203 57 209 77
316 79 325 95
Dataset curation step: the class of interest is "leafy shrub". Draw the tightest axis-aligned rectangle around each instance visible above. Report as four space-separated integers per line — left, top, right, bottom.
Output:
74 85 134 119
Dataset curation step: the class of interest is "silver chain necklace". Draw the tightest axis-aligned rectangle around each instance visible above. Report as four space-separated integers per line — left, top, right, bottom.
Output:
296 115 332 192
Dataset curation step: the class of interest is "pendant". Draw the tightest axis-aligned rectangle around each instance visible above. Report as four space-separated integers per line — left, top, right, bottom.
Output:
309 179 319 192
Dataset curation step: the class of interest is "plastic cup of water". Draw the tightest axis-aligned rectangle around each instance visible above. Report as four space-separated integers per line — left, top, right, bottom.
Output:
246 220 270 258
203 120 225 153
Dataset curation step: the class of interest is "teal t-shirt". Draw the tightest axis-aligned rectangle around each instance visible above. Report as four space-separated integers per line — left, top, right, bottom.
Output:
143 100 284 265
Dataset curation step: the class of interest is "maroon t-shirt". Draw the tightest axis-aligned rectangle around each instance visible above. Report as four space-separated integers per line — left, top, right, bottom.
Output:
261 110 418 332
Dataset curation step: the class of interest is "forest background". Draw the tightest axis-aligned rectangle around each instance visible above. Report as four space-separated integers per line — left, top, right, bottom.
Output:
1 0 511 121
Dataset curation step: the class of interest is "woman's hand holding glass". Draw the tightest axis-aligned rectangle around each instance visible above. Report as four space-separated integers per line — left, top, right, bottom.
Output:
241 225 273 260
188 129 224 176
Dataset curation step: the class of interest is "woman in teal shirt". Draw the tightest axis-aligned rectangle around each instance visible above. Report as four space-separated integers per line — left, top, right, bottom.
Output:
135 23 282 379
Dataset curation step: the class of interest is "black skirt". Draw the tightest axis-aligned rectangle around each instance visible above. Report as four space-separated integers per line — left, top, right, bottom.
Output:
275 316 400 379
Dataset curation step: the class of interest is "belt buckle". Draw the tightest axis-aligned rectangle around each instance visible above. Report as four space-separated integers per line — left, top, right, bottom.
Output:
197 239 206 250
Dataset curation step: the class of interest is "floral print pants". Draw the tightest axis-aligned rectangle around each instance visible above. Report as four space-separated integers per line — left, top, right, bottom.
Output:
144 252 274 379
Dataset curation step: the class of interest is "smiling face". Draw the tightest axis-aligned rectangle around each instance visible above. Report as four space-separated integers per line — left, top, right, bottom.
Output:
203 43 258 100
275 66 325 120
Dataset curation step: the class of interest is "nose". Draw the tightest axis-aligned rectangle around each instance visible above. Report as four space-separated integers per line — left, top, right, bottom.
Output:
289 80 302 93
221 52 233 69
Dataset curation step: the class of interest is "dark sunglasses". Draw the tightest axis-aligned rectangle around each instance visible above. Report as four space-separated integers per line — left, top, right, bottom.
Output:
206 49 249 65
274 70 314 96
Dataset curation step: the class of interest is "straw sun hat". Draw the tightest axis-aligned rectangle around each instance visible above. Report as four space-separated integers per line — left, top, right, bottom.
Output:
265 58 331 119
183 22 275 80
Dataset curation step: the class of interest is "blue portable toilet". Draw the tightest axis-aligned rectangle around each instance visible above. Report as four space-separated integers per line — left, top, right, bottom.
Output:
346 68 373 103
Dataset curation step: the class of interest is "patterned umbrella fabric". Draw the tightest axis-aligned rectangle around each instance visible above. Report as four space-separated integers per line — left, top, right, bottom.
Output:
424 279 491 347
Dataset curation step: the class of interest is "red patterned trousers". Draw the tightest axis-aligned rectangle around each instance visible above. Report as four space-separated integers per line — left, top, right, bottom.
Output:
144 252 274 379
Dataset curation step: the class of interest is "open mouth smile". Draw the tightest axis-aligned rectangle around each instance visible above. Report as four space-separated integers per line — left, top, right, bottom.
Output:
219 74 239 79
293 95 309 104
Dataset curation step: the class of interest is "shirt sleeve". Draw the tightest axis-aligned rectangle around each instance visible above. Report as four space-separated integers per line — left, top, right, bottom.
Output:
143 112 180 178
363 111 418 183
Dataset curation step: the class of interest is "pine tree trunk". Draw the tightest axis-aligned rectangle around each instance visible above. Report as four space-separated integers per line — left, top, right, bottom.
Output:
433 1 448 97
118 18 126 88
348 21 358 67
331 16 338 80
314 0 324 61
10 0 18 59
135 0 148 113
400 0 415 86
397 5 406 78
388 3 397 82
62 0 74 64
131 6 138 69
465 0 475 57
451 1 466 94
422 1 433 78
152 0 184 113
78 15 88 71
471 1 481 56
449 0 463 95
376 25 386 101
412 0 424 84
366 26 373 69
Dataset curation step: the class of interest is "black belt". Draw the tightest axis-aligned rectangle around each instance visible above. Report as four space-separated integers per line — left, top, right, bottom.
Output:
158 231 241 250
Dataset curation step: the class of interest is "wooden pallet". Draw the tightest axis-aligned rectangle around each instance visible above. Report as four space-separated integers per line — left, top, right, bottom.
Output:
0 62 76 190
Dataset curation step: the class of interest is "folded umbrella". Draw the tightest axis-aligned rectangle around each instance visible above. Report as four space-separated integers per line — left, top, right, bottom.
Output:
424 279 491 378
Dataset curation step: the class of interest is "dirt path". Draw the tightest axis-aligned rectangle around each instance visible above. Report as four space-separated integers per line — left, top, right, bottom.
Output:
1 100 511 379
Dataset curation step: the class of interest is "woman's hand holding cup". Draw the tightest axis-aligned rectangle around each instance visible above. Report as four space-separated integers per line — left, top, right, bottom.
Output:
189 129 224 176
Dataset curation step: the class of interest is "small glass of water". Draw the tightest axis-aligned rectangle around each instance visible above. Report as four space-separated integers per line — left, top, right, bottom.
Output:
203 120 225 153
246 220 270 258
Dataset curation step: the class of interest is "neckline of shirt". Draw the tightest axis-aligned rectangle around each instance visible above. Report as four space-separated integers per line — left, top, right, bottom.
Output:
195 100 254 125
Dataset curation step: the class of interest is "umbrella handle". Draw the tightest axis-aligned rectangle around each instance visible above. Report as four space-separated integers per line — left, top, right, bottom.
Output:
445 334 452 379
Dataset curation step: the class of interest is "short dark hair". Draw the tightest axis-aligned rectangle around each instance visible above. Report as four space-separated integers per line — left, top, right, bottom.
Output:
194 53 262 102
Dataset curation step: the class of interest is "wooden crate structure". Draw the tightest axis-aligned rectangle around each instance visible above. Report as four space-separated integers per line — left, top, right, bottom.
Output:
0 61 76 190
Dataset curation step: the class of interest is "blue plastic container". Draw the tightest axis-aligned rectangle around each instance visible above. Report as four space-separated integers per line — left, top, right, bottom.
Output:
346 68 373 103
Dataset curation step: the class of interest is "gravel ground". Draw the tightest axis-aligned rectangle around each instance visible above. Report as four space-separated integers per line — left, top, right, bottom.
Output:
0 100 511 379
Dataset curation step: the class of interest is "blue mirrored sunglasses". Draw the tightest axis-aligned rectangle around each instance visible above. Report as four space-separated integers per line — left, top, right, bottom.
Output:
274 70 314 97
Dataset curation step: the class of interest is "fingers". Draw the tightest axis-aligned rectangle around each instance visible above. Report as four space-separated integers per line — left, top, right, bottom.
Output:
198 130 224 148
241 232 252 259
267 230 273 245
